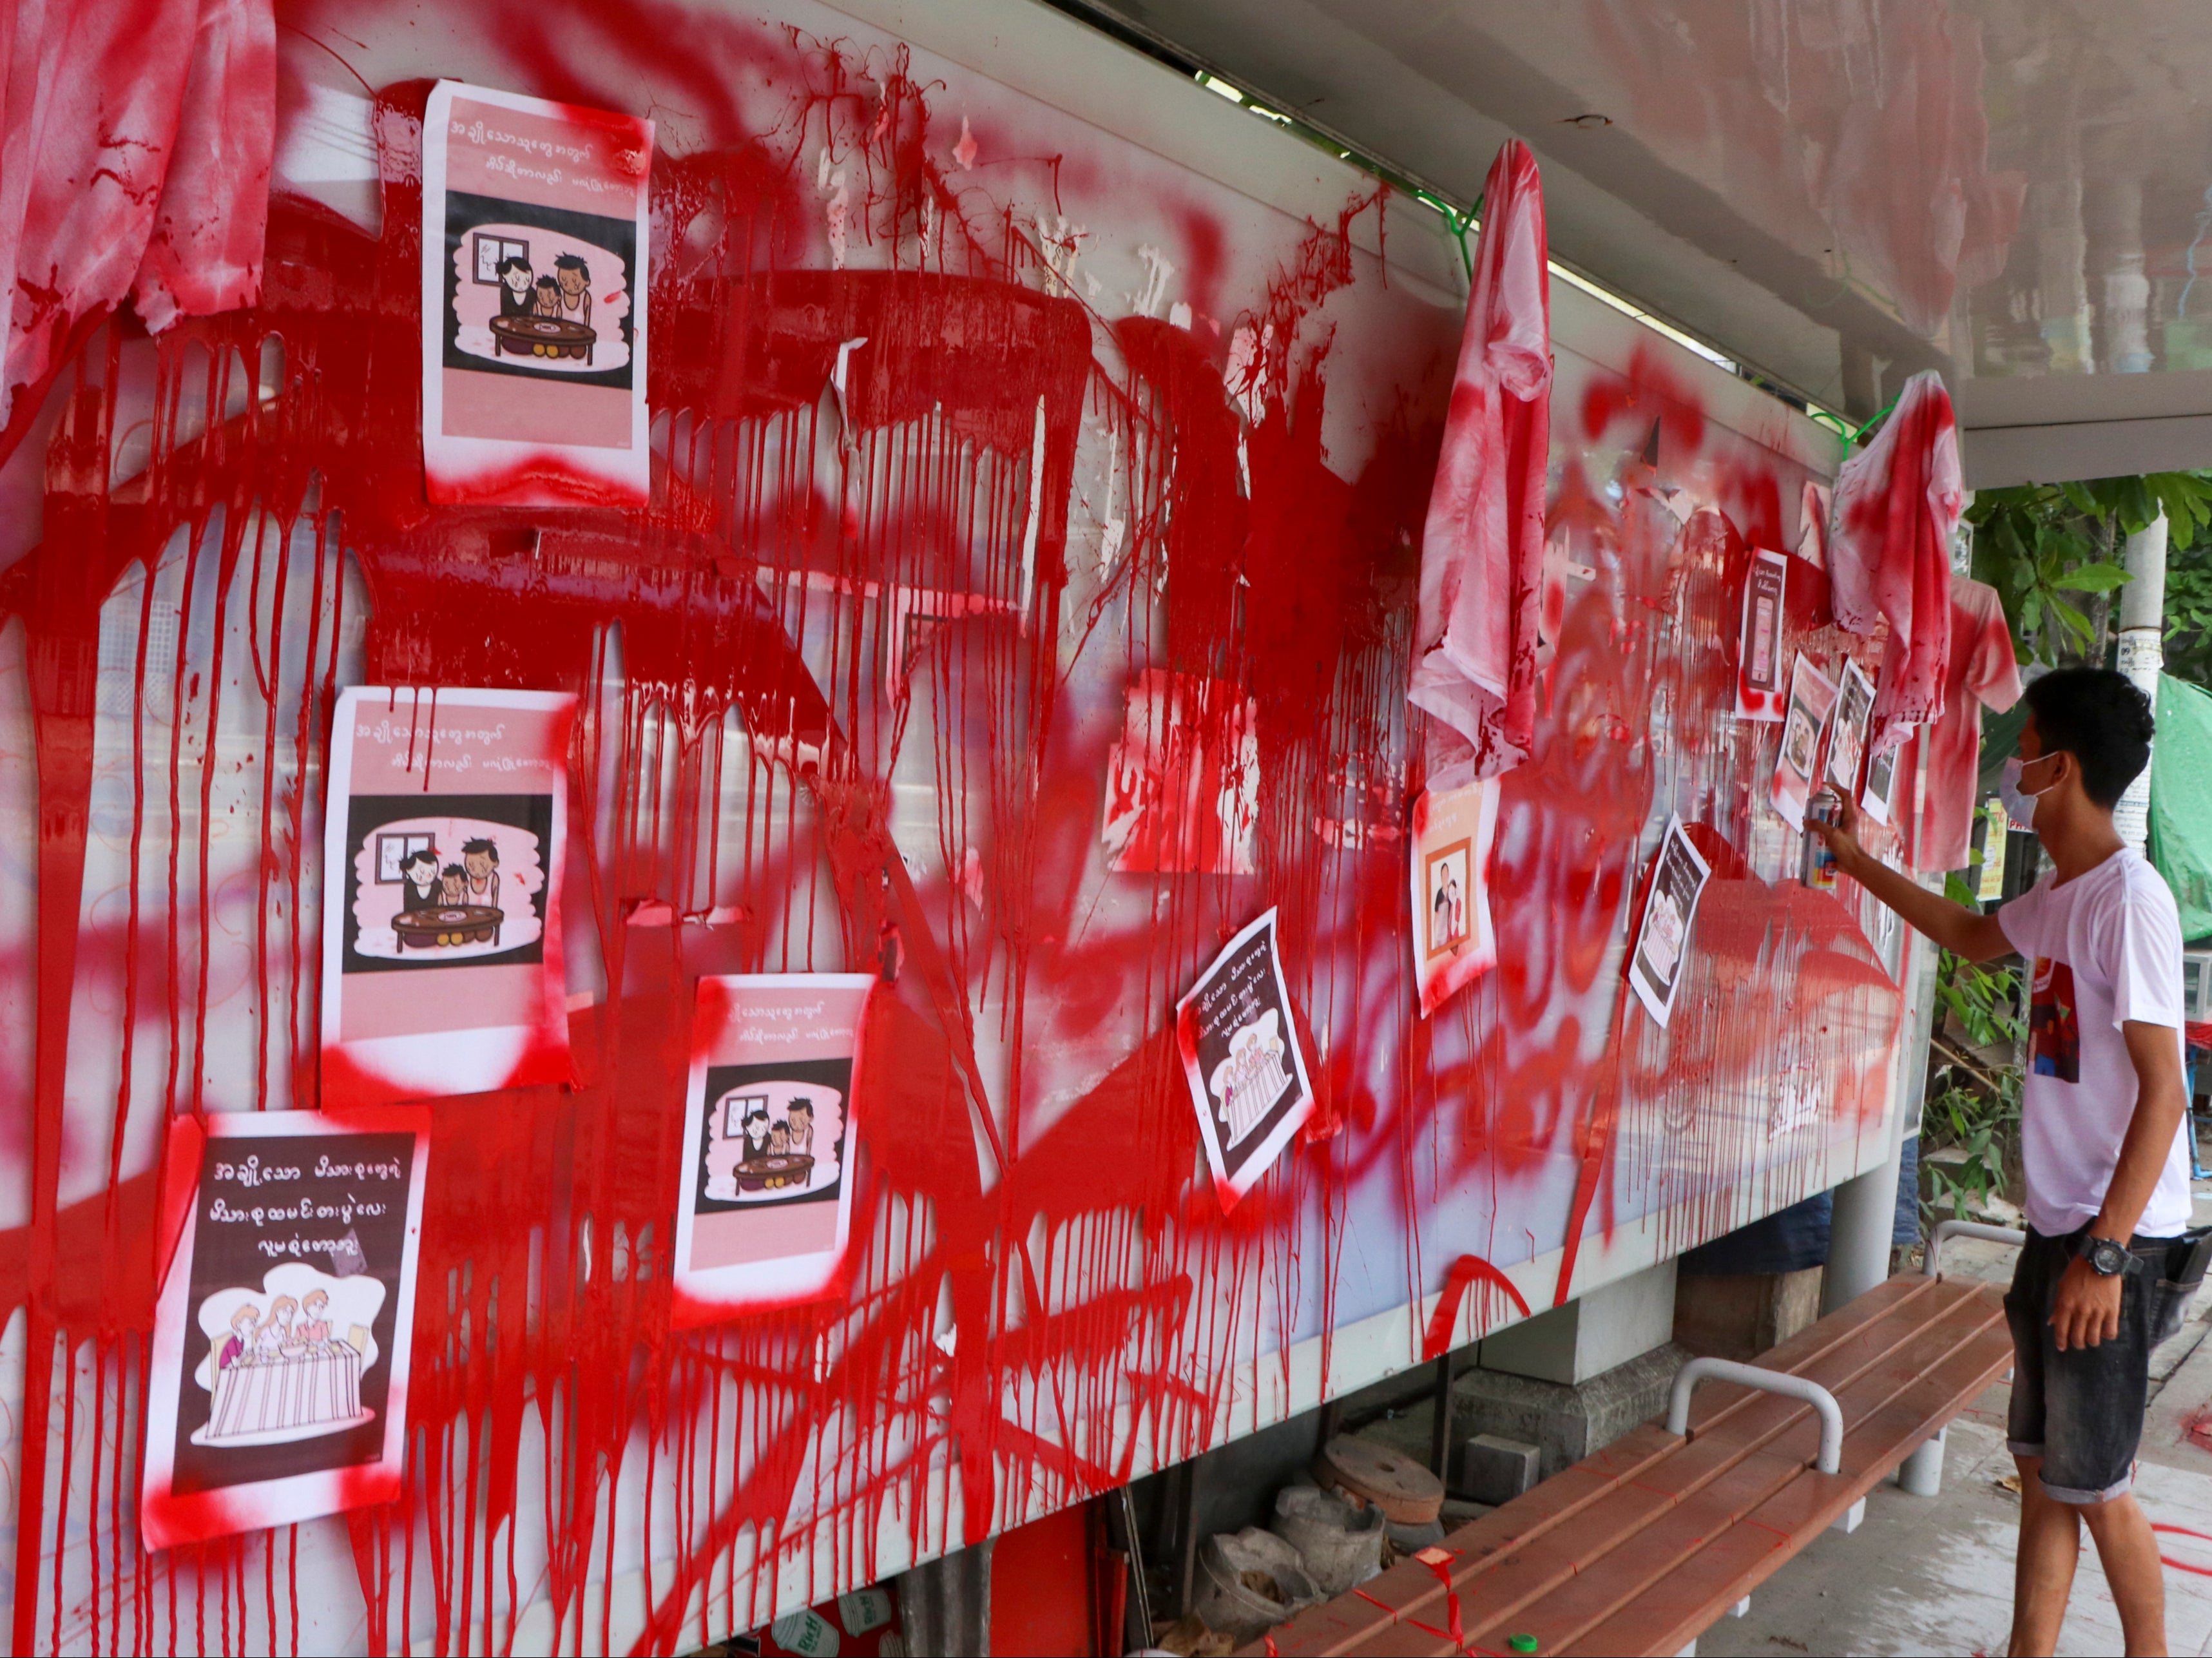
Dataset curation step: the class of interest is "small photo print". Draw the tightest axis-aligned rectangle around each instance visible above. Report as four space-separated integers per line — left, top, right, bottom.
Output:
1409 778 1500 1017
141 1108 429 1550
1861 735 1901 825
1627 816 1713 1030
1825 659 1876 795
672 974 874 1325
1426 840 1471 959
1175 909 1315 1209
1734 548 1789 720
1769 653 1839 830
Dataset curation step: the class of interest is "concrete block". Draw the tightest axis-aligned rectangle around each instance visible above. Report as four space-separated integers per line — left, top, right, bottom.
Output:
1479 1258 1678 1385
1452 1342 1689 1482
1672 1266 1823 1362
1729 1596 1750 1617
1831 1496 1865 1534
1460 1434 1541 1506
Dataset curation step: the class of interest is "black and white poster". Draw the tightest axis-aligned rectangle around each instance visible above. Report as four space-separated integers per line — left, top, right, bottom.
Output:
1626 816 1714 1030
1175 909 1315 1210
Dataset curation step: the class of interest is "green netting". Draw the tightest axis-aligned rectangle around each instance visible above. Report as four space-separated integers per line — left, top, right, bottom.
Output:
2151 672 2212 944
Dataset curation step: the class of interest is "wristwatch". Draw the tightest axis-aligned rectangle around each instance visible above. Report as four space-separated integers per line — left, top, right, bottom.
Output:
2080 1236 2143 1277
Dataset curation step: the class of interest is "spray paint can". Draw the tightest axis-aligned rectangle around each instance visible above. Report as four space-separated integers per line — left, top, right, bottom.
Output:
1802 787 1840 891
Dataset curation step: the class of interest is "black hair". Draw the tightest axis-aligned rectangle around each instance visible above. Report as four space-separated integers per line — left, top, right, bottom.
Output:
2023 666 2155 807
441 863 466 879
535 275 558 289
787 1098 813 1114
498 255 530 277
745 1106 769 1123
403 849 438 874
553 255 590 280
461 838 498 860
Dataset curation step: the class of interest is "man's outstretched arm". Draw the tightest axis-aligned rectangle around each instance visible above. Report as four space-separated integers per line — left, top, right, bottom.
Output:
1813 795 2014 961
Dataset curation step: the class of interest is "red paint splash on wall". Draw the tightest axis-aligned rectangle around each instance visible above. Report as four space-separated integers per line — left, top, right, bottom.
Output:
0 10 1903 1655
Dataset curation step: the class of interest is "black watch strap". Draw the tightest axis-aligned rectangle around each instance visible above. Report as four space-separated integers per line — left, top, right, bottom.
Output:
2081 1235 2142 1277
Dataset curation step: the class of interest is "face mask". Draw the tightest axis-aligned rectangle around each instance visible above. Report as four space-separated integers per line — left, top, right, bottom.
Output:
1999 754 2056 831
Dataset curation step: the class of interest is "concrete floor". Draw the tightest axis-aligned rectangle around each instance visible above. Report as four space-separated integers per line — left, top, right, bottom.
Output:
1703 1227 2212 1658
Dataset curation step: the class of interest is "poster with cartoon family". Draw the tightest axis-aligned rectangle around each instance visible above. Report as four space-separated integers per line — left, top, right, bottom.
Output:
141 1107 429 1549
672 975 875 1325
421 81 653 506
1175 909 1316 1211
320 687 575 1108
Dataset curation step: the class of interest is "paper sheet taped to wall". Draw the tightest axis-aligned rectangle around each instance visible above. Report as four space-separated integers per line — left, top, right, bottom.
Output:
1410 779 1500 1017
672 974 873 1324
1626 816 1713 1030
319 688 576 1107
141 1108 430 1549
1176 911 1315 1210
421 81 653 505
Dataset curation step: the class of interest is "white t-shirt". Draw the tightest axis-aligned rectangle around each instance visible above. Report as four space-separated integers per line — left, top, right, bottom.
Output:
1997 848 2191 1239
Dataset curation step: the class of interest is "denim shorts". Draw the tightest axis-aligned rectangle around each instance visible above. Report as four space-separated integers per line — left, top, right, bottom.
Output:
2004 1224 2189 1504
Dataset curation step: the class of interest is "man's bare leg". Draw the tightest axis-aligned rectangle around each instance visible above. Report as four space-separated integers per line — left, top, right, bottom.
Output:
2011 1455 2082 1657
2079 1489 2168 1657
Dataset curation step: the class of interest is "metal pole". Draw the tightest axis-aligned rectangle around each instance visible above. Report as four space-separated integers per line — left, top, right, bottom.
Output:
2115 512 2168 851
1823 913 1940 1313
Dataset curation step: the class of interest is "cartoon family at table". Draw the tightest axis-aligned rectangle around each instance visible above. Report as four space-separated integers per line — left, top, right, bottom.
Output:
391 838 504 952
704 1090 827 1200
494 252 595 359
398 840 500 914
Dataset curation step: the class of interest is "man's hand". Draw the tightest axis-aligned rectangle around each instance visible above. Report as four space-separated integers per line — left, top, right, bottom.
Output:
1809 789 1867 878
1807 782 2012 960
2051 1253 2125 1351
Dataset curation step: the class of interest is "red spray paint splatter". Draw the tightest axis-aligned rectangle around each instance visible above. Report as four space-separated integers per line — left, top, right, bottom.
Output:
0 12 1905 1655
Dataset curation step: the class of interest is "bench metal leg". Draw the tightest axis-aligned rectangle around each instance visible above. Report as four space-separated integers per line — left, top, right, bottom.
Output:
1896 1427 1946 1496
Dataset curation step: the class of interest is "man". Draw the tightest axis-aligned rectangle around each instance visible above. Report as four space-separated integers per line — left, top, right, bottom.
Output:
550 254 591 330
1815 666 2189 1658
461 838 501 912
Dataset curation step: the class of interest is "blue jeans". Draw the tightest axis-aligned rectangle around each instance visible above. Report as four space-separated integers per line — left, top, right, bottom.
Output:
2004 1225 2188 1504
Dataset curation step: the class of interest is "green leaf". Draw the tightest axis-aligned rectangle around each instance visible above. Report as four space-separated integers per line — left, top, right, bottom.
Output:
2051 597 2096 645
2054 561 2133 593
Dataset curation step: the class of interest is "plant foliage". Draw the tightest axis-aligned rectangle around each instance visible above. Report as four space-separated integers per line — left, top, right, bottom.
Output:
1965 472 2212 680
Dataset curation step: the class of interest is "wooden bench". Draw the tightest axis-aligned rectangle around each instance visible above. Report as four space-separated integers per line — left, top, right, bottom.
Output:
1241 1239 2019 1657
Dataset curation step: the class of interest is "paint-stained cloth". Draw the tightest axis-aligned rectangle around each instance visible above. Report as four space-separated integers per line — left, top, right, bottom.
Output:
1911 575 2022 873
1828 369 1963 756
1409 139 1550 786
0 0 274 427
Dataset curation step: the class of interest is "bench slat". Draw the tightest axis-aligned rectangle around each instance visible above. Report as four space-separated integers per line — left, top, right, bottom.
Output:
1465 1448 1809 1653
